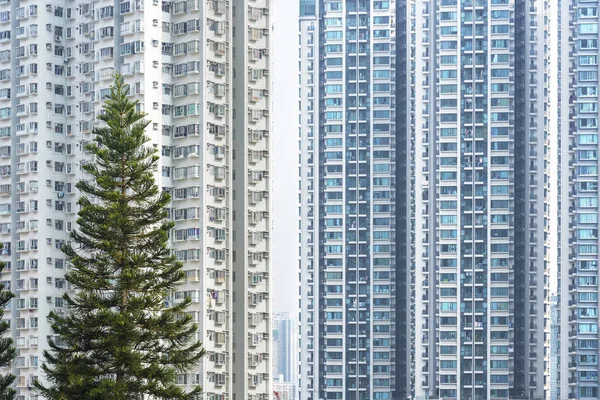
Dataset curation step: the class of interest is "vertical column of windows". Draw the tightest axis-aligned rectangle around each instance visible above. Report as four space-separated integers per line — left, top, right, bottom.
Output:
371 1 395 397
245 0 272 398
458 1 490 398
319 4 344 400
437 2 461 399
415 0 432 396
299 14 317 400
487 2 514 398
570 0 600 398
10 2 74 395
344 1 363 399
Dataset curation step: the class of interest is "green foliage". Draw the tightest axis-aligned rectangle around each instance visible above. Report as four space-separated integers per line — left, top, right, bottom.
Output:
0 245 15 400
35 75 204 400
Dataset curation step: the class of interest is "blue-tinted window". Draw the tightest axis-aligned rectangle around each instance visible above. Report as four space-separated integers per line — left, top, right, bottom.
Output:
299 0 316 16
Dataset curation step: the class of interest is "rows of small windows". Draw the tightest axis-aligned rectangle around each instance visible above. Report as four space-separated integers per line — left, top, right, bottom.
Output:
574 6 600 269
575 3 599 273
324 16 390 27
439 9 511 22
324 1 390 12
160 0 203 15
324 29 391 41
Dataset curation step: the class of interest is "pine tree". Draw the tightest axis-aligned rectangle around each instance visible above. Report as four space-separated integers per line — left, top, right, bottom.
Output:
35 75 204 399
0 245 15 400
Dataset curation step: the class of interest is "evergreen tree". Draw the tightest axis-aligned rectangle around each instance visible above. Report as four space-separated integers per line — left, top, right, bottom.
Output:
0 246 15 400
35 75 204 399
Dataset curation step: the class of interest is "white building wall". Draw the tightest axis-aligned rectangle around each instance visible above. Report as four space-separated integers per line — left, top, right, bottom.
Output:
298 15 318 400
0 1 272 399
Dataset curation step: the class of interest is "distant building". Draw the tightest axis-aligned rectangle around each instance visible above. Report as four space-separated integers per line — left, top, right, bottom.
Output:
273 313 298 387
274 378 296 400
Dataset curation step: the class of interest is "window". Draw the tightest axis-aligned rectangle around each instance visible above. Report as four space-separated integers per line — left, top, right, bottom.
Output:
440 215 457 224
373 83 390 92
440 12 457 21
490 375 509 384
373 70 389 79
373 1 389 10
579 86 599 97
580 55 599 66
491 25 510 34
441 84 457 94
440 302 457 311
579 323 599 333
441 56 460 68
491 39 509 48
579 7 599 17
580 119 599 129
579 166 598 176
491 10 509 19
441 26 458 35
491 287 509 296
579 197 599 207
440 70 458 79
580 70 599 81
490 345 509 354
579 245 599 255
579 150 598 160
580 23 599 34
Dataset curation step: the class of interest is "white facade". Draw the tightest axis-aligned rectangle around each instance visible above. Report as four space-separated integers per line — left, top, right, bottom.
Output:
0 1 272 399
273 380 296 400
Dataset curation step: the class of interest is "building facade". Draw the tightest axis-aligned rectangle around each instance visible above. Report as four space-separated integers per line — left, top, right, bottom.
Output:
409 0 549 398
299 0 552 399
0 1 272 399
555 0 600 398
273 380 296 400
273 312 298 385
298 1 406 399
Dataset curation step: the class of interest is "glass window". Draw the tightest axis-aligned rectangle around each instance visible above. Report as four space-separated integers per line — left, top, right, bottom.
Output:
579 23 599 34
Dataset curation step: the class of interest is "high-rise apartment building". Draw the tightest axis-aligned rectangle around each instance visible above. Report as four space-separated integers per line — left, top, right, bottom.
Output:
273 313 298 400
409 0 549 398
273 312 298 385
555 0 600 398
0 1 272 399
298 1 408 399
299 0 550 399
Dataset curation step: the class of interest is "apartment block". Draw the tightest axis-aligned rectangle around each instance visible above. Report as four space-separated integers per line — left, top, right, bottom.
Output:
408 0 549 398
273 312 298 386
555 0 600 398
0 1 272 399
299 0 551 399
298 1 405 399
272 313 298 400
